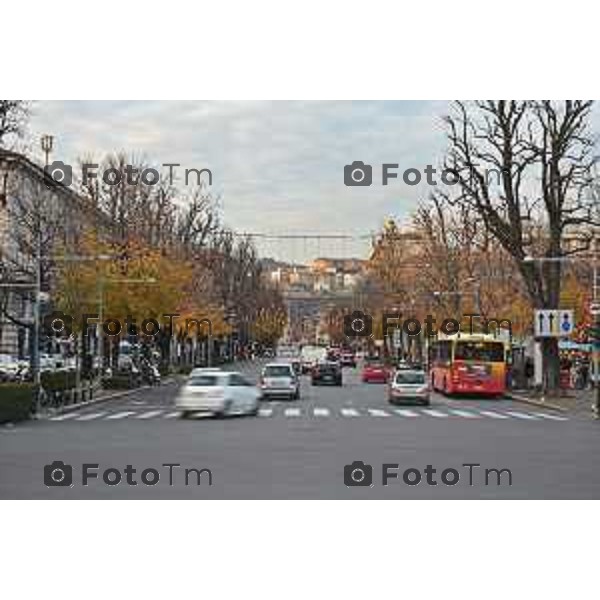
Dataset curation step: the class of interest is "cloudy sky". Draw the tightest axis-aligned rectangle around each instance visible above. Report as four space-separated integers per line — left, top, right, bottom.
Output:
28 100 598 263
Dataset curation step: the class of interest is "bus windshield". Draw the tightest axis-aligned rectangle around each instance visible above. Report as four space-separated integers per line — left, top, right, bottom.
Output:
454 341 504 362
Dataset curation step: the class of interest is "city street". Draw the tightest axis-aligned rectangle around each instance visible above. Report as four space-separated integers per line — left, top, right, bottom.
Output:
1 360 599 499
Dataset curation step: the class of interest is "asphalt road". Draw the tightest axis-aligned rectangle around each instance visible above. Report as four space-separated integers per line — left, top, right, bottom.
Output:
1 360 599 499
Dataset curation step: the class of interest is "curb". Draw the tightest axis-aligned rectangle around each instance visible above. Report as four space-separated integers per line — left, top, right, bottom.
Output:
41 377 178 417
507 392 569 413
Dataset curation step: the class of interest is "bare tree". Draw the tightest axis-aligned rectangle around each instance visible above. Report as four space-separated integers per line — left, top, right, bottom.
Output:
443 100 599 389
0 101 29 148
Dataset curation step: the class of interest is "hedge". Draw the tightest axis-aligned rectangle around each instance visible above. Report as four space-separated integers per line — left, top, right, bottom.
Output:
0 384 34 423
41 370 77 392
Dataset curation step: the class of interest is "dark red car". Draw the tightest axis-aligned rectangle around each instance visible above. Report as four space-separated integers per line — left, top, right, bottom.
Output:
361 360 389 383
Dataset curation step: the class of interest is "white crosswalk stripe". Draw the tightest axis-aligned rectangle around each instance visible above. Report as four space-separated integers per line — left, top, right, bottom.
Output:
45 406 566 423
105 411 137 420
421 409 449 418
393 409 419 417
479 410 510 419
313 408 330 417
505 411 539 420
449 409 480 418
75 412 107 421
532 412 569 421
136 410 164 419
367 409 390 417
49 412 79 421
341 408 360 417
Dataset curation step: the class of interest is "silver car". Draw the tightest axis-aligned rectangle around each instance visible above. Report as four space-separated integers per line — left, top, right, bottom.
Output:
388 369 430 406
176 371 260 418
260 363 300 400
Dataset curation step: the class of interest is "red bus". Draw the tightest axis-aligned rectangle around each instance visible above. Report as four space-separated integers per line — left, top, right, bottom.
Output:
429 334 508 396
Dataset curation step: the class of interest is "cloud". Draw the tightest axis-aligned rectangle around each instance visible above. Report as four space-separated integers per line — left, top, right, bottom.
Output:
32 100 558 261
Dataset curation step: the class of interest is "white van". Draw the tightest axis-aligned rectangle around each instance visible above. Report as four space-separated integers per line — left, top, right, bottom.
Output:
299 346 327 373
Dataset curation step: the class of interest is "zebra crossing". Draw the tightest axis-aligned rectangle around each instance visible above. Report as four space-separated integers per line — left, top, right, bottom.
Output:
47 406 570 423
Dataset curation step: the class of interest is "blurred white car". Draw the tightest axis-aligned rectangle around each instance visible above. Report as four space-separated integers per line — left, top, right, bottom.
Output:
260 363 300 400
176 371 260 418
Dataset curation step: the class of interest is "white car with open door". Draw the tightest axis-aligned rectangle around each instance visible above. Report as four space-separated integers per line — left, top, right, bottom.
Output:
176 371 260 418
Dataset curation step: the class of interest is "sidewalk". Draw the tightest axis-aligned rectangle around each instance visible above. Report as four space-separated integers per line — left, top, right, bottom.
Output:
40 377 179 417
508 387 598 418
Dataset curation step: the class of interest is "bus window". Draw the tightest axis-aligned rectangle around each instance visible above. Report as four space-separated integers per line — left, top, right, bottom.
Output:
454 341 504 362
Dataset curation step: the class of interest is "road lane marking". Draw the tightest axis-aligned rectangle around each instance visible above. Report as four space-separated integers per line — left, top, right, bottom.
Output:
136 410 164 419
393 409 419 417
532 412 569 421
449 409 480 418
105 411 137 420
505 411 539 420
367 409 390 417
341 408 360 417
479 410 510 419
49 413 79 421
421 409 449 418
284 408 301 417
258 408 273 417
75 412 107 421
163 411 181 419
313 408 330 417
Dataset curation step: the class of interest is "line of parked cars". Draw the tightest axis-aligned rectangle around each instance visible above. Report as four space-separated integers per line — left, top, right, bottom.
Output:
0 353 81 383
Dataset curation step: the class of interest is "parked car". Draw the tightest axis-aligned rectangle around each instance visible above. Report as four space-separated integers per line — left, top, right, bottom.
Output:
311 360 342 386
361 359 389 383
0 354 20 381
176 371 260 418
260 363 300 400
388 369 430 405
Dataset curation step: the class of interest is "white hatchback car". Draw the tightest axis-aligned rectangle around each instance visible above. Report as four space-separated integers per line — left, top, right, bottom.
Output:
176 371 260 418
388 369 430 406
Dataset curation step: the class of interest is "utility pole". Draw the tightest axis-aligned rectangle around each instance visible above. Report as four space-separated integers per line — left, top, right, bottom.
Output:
96 274 105 390
592 256 599 418
33 225 41 410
